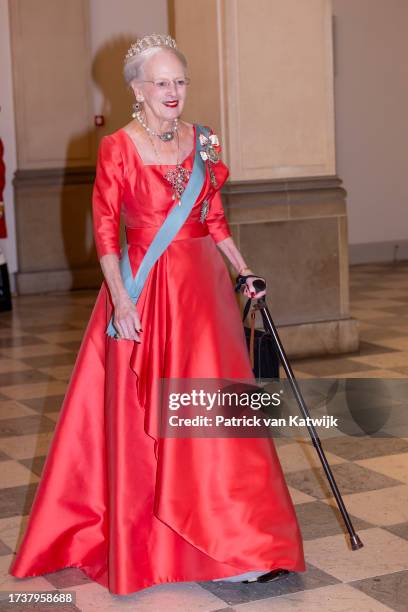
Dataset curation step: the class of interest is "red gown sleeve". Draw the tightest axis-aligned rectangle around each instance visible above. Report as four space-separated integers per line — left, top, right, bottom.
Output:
204 126 232 245
205 190 232 244
92 135 124 259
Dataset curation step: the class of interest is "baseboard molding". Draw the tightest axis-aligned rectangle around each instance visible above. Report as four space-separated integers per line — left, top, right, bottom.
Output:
279 316 360 359
15 267 103 295
349 240 408 265
248 316 360 360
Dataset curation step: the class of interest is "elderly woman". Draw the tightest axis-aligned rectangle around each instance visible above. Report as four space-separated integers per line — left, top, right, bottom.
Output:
9 34 305 594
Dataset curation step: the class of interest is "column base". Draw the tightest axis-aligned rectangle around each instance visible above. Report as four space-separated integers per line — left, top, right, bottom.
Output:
277 316 359 360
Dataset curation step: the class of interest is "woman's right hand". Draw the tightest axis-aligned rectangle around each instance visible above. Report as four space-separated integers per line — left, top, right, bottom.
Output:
112 296 143 342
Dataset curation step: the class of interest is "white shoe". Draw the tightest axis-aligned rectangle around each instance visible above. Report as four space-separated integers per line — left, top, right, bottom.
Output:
212 569 269 583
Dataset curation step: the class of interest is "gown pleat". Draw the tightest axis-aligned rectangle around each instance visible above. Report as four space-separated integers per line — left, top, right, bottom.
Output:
9 125 305 594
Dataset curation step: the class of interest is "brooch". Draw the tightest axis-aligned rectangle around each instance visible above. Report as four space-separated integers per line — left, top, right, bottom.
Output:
199 133 221 163
199 198 210 223
164 165 191 206
199 133 221 188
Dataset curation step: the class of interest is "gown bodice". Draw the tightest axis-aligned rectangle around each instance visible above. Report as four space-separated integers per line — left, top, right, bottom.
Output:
92 124 232 260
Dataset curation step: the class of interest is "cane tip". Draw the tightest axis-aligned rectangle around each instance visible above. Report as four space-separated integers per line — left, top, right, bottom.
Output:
350 534 364 550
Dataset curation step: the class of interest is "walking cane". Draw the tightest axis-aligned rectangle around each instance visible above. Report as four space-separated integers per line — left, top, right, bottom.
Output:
235 275 364 551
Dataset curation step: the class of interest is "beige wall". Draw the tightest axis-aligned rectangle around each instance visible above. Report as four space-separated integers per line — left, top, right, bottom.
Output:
89 0 168 139
2 0 408 280
222 0 336 181
172 1 222 136
0 0 168 283
333 0 408 259
9 0 95 170
174 0 336 181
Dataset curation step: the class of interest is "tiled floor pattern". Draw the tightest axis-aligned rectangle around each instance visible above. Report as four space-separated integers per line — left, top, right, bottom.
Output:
0 262 407 610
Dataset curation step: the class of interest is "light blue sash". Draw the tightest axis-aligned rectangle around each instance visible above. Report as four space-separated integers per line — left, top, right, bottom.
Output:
105 123 209 338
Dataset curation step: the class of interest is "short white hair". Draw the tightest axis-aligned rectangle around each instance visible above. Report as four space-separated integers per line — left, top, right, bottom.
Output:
123 47 188 87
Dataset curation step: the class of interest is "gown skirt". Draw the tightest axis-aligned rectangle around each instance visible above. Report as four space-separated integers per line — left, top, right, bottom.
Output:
9 126 305 594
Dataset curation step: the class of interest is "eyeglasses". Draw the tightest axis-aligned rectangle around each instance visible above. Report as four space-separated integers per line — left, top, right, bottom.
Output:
136 78 191 90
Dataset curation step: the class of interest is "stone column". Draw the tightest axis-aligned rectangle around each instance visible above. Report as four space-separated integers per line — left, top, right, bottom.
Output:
172 0 358 358
9 0 100 294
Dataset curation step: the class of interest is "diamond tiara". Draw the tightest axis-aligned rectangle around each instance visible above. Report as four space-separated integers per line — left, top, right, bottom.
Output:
124 34 177 63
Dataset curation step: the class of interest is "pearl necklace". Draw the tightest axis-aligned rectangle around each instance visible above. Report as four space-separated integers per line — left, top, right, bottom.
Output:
135 110 178 142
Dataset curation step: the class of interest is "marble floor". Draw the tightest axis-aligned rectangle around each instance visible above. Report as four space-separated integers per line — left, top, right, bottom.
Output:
0 262 407 611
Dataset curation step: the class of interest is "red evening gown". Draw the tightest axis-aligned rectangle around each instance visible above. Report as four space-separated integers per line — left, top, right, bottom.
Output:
9 125 305 594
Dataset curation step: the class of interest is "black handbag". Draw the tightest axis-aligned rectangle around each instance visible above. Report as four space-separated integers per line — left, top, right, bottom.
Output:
242 297 280 379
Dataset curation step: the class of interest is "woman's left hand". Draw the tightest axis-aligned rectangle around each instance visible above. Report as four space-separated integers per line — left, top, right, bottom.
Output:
241 274 267 299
